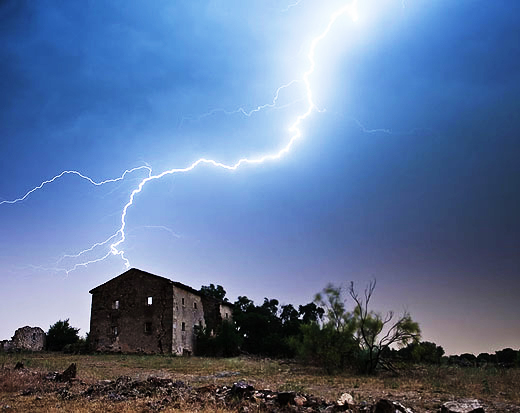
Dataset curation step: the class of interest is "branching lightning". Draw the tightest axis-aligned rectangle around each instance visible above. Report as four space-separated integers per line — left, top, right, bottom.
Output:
281 0 304 13
178 79 302 127
0 166 152 205
1 1 360 275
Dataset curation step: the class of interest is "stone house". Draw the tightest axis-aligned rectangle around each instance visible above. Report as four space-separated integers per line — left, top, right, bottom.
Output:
89 268 233 354
0 326 45 352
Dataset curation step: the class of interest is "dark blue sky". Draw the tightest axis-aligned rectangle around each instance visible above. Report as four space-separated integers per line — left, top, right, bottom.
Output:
1 0 519 355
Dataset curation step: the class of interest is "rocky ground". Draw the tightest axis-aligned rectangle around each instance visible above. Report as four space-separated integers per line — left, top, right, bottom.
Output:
2 363 519 412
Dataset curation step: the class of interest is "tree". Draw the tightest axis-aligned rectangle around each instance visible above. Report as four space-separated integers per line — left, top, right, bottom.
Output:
477 352 496 365
294 285 358 373
349 280 421 374
46 319 80 351
397 341 444 364
195 320 242 357
495 348 517 367
280 304 301 338
200 283 227 302
298 302 325 324
315 284 353 332
298 281 420 374
232 296 309 357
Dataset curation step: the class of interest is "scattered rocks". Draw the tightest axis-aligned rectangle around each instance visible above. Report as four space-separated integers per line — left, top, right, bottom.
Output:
45 371 59 381
277 391 296 405
17 365 502 413
294 395 307 406
46 374 416 412
215 371 240 378
441 399 485 413
373 399 415 413
57 363 77 382
45 363 78 382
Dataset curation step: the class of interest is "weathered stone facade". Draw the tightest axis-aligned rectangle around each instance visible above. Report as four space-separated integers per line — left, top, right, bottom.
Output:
89 268 233 354
1 326 45 352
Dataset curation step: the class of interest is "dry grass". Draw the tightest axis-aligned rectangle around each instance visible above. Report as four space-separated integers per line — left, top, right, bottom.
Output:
0 393 240 412
1 353 519 412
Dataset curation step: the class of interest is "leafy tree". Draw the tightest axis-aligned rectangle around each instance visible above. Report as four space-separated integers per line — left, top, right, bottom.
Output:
477 352 496 365
315 284 352 332
349 280 421 374
295 321 358 374
495 348 517 366
195 321 242 357
232 296 318 357
233 297 286 356
294 284 358 373
397 341 444 364
459 353 477 366
234 296 255 313
280 304 301 338
63 332 92 354
46 319 80 351
200 283 227 302
298 302 325 324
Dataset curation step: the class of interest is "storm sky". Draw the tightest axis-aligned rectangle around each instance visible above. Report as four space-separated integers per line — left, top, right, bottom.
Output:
1 0 519 355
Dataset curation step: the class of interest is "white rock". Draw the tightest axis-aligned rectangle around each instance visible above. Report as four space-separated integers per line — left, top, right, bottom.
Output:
337 392 354 406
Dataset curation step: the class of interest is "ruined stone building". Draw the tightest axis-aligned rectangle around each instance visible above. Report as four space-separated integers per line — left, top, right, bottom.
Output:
0 326 45 352
89 268 233 354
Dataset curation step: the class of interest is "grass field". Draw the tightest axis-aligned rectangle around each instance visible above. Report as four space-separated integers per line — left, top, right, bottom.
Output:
1 353 519 412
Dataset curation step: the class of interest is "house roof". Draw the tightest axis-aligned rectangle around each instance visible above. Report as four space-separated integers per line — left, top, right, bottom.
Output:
89 268 229 304
89 268 200 294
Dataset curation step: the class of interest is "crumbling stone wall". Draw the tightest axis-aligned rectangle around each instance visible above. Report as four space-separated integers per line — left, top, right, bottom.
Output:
0 326 45 352
12 326 46 351
0 340 12 352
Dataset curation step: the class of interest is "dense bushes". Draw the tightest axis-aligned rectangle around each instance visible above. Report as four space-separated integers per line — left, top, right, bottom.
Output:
195 321 242 357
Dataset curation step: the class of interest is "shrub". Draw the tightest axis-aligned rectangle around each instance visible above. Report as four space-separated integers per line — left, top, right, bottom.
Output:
46 319 80 352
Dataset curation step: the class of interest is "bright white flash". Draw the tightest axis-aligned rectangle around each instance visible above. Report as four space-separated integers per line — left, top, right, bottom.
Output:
1 1 359 274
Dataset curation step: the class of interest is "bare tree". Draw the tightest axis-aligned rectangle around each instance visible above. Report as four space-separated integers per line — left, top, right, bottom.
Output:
348 280 421 374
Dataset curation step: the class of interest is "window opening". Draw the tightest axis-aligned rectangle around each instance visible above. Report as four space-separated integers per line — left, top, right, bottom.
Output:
144 322 152 333
113 300 120 310
181 298 185 306
181 322 186 332
147 296 153 306
112 326 118 336
193 302 197 309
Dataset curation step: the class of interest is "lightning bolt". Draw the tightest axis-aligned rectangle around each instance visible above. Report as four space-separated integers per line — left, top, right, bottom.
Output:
281 0 304 13
178 79 302 127
350 117 436 137
0 166 152 205
108 2 360 270
2 1 360 274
